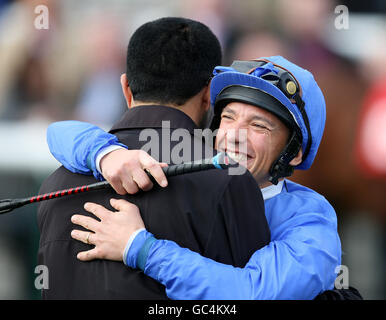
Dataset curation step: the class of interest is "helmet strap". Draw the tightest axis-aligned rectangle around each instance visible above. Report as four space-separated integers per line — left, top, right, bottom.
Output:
269 130 302 185
293 93 312 163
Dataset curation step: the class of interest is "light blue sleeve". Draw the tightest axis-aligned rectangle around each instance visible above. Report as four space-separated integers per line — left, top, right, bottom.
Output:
47 121 127 180
139 209 341 300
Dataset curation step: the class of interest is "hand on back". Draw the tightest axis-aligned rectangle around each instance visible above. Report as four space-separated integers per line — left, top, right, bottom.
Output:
100 149 168 195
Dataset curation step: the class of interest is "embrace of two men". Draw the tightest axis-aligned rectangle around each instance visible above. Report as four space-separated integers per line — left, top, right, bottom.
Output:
37 17 360 300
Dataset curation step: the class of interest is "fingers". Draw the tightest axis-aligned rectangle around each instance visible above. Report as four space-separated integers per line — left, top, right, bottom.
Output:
100 149 139 195
109 175 130 195
121 159 168 193
71 202 109 233
109 199 145 231
139 151 168 188
109 198 137 212
71 230 105 261
143 163 168 188
76 248 101 261
120 174 140 195
71 229 94 245
71 214 100 232
106 168 137 195
132 168 153 192
100 149 168 195
83 202 111 220
71 199 144 263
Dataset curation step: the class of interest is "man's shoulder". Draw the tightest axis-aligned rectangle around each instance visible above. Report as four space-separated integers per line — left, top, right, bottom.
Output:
37 166 99 228
269 179 336 217
284 180 333 206
265 180 338 242
39 165 96 194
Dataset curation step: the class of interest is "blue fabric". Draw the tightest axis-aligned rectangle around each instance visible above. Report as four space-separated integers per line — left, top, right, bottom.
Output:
210 56 326 170
140 180 341 300
137 235 157 271
124 229 154 268
47 121 127 181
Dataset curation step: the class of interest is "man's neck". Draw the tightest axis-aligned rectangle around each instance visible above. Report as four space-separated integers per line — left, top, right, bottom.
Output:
130 101 201 127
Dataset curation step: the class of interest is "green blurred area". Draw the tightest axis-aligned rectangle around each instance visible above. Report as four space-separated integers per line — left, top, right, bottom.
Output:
0 171 43 299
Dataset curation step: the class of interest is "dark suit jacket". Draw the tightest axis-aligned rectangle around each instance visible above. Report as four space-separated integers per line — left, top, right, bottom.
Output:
37 105 270 299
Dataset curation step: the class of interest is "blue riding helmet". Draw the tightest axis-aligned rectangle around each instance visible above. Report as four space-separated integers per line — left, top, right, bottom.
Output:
210 56 326 183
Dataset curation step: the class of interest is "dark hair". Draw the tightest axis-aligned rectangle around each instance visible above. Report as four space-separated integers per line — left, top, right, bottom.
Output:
126 17 222 105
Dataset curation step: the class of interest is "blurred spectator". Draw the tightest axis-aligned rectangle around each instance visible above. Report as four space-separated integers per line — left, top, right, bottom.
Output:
72 14 126 127
230 31 291 61
180 0 230 48
356 80 386 179
274 0 338 70
0 0 13 16
0 0 60 122
180 0 245 63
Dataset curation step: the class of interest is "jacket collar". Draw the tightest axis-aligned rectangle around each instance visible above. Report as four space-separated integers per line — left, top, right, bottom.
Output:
261 180 284 201
109 105 198 134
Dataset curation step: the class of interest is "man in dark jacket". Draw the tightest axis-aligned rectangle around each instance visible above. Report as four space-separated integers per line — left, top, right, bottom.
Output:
37 17 270 299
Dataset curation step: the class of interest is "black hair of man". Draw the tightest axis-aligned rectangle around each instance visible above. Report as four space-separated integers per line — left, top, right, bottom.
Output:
126 17 222 106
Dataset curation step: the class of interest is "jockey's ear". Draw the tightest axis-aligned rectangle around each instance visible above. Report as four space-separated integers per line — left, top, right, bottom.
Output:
289 148 303 166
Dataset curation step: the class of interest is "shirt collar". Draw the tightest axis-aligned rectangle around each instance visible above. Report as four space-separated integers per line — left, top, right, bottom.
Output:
261 179 285 200
109 105 198 134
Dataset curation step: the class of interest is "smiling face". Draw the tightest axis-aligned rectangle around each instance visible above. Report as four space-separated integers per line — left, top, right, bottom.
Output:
215 101 291 187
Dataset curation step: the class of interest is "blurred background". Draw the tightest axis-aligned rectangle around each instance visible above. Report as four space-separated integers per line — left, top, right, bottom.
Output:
0 0 385 299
